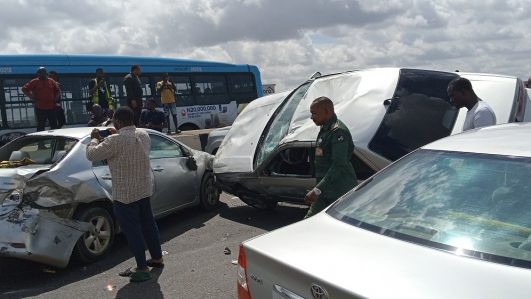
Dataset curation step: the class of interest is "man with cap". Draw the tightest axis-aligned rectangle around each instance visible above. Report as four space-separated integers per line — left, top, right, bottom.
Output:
22 67 61 131
304 96 358 218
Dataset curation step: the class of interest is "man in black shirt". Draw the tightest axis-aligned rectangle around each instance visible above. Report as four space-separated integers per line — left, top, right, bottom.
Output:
123 65 144 126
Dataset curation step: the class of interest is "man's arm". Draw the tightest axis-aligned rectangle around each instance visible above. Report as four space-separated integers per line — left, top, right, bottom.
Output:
474 108 496 128
21 81 34 99
53 80 61 101
156 82 163 94
315 129 353 192
88 79 98 96
86 133 117 161
123 76 133 101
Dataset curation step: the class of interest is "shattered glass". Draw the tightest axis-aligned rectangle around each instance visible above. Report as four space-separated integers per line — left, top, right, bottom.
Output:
255 82 311 167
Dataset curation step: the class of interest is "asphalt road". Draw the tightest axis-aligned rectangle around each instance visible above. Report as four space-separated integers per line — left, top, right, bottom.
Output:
0 194 308 299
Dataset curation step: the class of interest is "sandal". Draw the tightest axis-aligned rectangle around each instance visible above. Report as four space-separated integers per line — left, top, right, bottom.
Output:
147 259 165 268
130 271 152 283
119 267 136 277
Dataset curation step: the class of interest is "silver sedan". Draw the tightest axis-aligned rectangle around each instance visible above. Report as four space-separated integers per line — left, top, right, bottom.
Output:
237 123 531 299
0 127 219 268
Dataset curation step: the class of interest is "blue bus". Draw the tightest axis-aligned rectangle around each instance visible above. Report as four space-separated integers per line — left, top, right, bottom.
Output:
0 54 262 137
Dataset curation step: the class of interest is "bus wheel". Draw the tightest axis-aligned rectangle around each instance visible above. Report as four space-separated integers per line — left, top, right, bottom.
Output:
179 124 199 131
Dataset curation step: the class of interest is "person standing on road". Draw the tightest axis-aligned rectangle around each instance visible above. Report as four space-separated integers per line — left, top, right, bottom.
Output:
156 73 181 134
140 98 166 132
123 64 144 127
48 71 66 129
89 68 115 117
304 97 357 218
448 77 496 131
86 107 164 283
22 67 60 131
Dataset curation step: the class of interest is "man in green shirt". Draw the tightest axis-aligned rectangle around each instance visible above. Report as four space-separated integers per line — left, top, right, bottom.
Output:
304 96 358 218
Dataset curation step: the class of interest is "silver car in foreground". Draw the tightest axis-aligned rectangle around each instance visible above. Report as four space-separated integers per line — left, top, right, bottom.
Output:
237 123 531 299
0 127 219 268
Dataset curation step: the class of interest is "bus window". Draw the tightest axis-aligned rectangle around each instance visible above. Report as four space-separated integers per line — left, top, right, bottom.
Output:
194 75 229 105
3 77 37 128
170 75 194 107
228 74 257 104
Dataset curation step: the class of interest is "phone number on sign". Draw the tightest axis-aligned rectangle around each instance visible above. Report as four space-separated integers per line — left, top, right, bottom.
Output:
186 105 217 113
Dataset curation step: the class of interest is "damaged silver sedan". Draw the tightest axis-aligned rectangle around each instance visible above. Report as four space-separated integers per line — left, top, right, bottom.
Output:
0 127 219 268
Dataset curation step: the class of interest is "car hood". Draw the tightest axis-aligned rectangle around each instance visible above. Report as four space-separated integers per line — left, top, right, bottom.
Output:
214 91 291 173
244 212 531 299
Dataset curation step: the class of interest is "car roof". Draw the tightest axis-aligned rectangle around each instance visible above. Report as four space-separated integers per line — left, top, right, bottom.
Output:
24 127 164 140
25 127 98 139
423 122 531 157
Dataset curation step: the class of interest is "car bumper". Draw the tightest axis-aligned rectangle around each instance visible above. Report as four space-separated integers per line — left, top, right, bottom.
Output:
0 207 92 268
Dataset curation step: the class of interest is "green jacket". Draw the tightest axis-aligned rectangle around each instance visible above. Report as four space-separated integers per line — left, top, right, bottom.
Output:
315 114 357 201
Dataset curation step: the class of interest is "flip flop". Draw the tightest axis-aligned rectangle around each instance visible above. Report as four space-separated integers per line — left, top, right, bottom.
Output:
130 271 152 283
146 259 165 268
118 267 136 277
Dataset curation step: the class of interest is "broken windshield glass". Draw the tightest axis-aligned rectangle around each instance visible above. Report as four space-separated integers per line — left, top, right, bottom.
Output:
254 82 311 168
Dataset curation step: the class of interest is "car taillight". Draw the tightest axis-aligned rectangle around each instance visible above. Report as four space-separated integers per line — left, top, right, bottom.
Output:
237 243 252 299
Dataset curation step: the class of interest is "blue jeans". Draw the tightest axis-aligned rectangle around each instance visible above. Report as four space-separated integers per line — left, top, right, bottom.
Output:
113 197 162 269
162 102 179 132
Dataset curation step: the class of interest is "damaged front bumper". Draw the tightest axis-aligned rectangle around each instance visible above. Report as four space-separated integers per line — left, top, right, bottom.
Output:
0 206 93 268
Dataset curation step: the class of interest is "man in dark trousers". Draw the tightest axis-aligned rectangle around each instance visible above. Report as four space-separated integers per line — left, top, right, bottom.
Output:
86 107 164 283
304 96 357 218
123 64 144 126
22 67 60 131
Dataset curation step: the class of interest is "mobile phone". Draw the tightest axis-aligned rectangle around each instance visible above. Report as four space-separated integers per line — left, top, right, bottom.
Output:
98 129 111 138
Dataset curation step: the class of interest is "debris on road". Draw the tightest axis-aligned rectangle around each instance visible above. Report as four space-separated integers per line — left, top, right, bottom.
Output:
224 247 231 255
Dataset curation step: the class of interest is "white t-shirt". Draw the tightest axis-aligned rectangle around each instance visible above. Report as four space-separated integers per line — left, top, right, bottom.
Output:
462 99 497 131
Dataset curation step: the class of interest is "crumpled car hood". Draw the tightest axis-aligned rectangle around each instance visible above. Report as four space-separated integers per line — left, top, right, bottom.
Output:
0 165 50 215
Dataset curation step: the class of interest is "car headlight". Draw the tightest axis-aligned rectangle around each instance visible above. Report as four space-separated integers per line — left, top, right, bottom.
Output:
1 189 22 207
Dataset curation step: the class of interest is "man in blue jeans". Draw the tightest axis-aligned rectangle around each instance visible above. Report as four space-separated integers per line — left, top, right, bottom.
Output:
86 106 163 282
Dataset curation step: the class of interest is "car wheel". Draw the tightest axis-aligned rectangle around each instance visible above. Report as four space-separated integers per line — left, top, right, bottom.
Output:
73 206 115 263
179 124 199 131
200 172 220 211
239 196 278 210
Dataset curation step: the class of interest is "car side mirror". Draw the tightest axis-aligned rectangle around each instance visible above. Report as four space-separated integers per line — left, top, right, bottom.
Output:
186 156 198 171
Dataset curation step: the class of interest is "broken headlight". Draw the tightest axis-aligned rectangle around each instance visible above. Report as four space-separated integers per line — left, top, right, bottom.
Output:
1 189 22 207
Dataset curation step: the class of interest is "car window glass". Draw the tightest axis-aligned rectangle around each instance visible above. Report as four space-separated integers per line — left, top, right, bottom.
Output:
329 149 531 268
369 69 459 161
0 136 77 165
150 135 183 159
255 82 311 168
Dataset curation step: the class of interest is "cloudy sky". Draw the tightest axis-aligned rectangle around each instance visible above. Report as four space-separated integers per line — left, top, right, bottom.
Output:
1 0 530 91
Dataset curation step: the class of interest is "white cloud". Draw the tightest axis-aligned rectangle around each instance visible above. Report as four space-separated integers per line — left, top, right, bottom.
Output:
0 0 531 90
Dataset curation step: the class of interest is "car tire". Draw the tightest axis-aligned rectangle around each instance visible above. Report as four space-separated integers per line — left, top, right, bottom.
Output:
73 206 115 263
200 172 220 211
179 124 199 131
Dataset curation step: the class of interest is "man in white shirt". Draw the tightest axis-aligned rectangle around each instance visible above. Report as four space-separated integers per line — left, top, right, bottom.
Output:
448 77 496 131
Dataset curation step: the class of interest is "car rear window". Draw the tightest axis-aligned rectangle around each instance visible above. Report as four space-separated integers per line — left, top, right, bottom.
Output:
369 69 459 161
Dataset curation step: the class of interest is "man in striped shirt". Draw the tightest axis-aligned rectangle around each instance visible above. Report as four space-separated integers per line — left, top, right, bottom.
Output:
86 106 163 282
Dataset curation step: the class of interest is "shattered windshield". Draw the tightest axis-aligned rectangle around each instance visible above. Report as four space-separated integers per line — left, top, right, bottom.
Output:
254 82 311 168
328 149 531 268
0 136 77 166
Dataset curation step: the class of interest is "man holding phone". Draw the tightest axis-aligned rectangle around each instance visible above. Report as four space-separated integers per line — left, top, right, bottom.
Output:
86 107 164 283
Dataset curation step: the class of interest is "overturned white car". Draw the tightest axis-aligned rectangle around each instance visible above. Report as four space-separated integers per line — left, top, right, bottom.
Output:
214 68 529 209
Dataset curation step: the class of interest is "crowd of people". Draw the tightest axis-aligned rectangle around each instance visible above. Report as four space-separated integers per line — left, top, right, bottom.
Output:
22 65 181 134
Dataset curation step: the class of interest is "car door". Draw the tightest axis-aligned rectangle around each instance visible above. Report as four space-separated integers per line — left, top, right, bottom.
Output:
149 134 198 214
